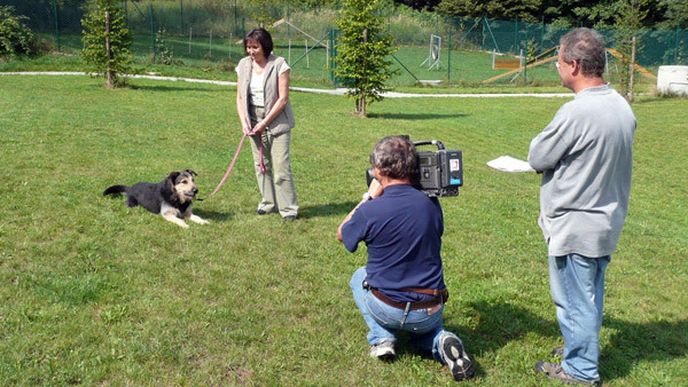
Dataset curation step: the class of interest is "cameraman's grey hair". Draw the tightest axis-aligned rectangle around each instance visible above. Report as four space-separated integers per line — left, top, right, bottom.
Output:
370 136 417 180
560 28 606 78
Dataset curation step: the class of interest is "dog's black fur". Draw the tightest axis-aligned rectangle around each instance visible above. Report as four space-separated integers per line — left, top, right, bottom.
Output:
103 169 209 228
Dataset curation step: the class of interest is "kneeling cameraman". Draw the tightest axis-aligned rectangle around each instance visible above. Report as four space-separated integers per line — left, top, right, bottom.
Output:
336 135 475 382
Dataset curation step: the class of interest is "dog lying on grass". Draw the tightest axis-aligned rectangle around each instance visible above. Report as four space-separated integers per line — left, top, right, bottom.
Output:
103 169 209 229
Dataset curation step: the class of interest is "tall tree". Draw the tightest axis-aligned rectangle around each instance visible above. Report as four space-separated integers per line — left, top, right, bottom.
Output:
437 0 543 23
614 0 648 101
81 0 131 88
393 0 442 11
335 0 397 117
659 0 688 28
0 5 36 58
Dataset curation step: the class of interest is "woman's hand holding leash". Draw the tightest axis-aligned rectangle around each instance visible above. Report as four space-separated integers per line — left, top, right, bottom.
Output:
250 121 267 136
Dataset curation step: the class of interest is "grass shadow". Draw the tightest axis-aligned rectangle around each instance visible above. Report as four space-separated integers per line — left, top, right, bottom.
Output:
368 300 559 379
367 112 469 120
299 201 360 218
192 208 233 222
441 300 560 379
447 300 559 353
128 84 228 93
601 318 687 381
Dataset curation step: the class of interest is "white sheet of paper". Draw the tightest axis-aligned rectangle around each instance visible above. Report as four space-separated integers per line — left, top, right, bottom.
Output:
487 155 535 173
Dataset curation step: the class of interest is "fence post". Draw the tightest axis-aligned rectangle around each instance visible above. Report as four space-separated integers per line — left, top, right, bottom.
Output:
447 25 452 82
148 2 155 56
675 27 680 64
52 0 61 52
233 0 239 37
328 28 338 87
209 30 213 59
540 16 545 52
180 0 184 34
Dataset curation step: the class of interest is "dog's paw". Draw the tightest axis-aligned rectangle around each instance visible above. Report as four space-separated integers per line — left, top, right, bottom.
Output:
189 215 209 225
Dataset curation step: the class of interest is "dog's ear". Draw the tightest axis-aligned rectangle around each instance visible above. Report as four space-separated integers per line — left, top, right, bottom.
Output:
185 169 197 176
168 171 180 181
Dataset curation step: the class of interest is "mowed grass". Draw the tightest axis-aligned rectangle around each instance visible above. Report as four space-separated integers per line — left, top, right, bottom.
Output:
0 75 686 385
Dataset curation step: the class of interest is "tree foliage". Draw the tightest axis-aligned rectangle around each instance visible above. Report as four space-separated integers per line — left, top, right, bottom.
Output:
81 0 131 88
437 0 543 23
614 0 648 101
659 0 688 28
393 0 442 11
335 0 397 117
435 0 671 27
0 5 36 58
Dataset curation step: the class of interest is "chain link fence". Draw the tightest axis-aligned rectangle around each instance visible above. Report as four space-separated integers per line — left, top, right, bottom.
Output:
3 0 687 87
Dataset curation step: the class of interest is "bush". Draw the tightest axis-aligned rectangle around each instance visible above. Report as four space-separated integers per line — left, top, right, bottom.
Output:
0 5 36 58
81 0 132 88
335 0 397 116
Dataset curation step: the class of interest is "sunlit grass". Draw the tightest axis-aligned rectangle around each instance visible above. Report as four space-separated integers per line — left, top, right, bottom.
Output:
0 75 686 385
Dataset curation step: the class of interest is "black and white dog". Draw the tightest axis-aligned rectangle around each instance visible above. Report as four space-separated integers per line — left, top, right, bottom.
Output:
103 169 209 228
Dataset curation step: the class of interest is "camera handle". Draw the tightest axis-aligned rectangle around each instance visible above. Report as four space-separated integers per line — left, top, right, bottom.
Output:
413 140 445 150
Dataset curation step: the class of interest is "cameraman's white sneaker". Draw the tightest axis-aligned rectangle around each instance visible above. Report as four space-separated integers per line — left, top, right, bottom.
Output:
370 340 395 361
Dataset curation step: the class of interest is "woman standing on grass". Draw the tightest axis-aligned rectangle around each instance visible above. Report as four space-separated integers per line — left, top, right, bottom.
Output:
236 27 298 221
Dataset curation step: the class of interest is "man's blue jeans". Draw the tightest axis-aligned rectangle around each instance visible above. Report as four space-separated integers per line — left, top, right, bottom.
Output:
350 267 456 362
549 254 610 383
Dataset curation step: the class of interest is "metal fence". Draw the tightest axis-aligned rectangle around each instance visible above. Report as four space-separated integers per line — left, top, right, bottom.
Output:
3 0 687 87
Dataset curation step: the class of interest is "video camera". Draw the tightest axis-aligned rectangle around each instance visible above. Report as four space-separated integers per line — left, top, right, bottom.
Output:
366 139 463 197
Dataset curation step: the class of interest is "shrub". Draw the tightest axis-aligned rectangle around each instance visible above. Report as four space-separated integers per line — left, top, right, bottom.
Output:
81 0 132 88
0 5 36 58
335 0 397 116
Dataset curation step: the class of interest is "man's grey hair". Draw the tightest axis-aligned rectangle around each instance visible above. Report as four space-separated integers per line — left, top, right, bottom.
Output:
560 28 606 78
370 136 417 180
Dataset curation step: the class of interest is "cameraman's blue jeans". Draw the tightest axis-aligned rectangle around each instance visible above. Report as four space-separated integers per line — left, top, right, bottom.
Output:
350 267 455 362
549 254 610 383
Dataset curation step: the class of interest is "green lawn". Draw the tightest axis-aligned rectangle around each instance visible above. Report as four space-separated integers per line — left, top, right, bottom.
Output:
0 75 686 385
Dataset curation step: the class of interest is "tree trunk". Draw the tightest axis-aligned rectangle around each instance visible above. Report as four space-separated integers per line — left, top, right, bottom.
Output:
627 36 636 103
105 11 115 88
360 94 367 117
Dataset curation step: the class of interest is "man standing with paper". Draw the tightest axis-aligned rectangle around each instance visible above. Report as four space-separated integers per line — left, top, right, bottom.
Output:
528 28 636 386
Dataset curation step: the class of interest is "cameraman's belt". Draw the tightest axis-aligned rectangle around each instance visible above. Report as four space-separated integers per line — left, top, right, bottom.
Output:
370 288 448 310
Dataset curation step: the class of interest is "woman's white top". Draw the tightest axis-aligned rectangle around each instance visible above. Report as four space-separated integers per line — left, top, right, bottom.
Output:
238 61 290 108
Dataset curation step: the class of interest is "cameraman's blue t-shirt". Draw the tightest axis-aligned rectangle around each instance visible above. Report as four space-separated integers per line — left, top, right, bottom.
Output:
342 184 446 302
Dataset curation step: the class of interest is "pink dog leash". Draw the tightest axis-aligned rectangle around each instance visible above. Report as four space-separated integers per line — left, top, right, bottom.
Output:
208 132 266 198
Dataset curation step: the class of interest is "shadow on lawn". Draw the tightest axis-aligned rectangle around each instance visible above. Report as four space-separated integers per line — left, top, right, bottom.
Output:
443 301 687 381
386 301 558 377
298 201 360 218
129 84 228 93
192 208 232 221
452 300 559 351
367 112 469 120
601 317 687 381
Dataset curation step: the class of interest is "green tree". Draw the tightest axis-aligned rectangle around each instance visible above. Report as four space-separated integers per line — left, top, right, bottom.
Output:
393 0 442 11
659 0 688 28
335 0 397 117
437 0 543 23
614 0 648 101
0 5 36 58
81 0 131 88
